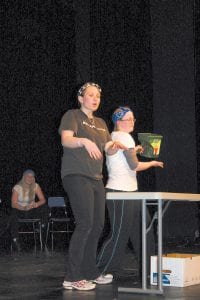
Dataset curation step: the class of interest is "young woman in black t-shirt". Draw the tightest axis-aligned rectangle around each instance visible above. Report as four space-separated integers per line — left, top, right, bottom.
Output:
59 82 126 291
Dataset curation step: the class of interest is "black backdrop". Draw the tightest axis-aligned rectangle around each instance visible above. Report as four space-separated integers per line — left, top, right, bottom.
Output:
151 0 199 240
0 0 154 206
1 0 200 239
1 1 76 203
195 0 200 189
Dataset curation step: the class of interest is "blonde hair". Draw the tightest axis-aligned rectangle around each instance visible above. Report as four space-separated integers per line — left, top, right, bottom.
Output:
18 172 36 201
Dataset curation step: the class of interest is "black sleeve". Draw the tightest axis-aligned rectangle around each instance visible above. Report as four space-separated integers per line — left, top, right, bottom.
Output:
123 148 139 170
58 110 78 135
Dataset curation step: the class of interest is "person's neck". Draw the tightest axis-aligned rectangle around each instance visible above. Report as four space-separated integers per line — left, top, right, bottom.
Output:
80 107 93 119
116 128 131 133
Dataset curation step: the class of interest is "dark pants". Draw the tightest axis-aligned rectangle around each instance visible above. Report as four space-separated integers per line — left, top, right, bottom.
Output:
97 189 155 276
10 205 48 240
62 175 105 281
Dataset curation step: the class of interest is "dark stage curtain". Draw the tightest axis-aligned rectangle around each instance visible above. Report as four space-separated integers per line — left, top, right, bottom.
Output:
195 0 200 192
150 0 200 241
89 0 155 190
0 0 154 210
1 1 76 206
2 0 200 242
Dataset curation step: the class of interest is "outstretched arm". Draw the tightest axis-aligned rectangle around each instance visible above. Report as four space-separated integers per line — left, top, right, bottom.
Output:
105 141 128 155
135 160 164 171
122 147 164 171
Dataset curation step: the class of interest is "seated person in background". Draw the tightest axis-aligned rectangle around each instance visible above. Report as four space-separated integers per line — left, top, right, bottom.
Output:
10 169 48 250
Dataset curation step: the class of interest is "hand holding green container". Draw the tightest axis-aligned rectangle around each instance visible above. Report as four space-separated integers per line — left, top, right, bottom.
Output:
138 133 163 158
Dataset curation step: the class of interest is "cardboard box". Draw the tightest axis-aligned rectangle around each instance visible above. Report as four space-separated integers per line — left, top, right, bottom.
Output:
151 253 200 287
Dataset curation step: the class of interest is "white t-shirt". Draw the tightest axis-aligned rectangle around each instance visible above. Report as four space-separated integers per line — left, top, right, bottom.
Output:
13 183 39 207
106 131 138 191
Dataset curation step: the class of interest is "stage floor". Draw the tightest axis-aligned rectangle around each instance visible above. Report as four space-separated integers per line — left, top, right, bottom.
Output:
1 241 200 300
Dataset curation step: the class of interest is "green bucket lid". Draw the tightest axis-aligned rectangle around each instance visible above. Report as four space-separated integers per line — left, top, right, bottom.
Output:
138 133 163 158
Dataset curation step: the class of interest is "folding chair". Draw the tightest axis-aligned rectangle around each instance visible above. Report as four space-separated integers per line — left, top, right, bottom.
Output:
45 197 73 250
11 218 42 251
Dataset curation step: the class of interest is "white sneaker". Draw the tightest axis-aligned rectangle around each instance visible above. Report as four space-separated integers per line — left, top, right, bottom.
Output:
103 273 113 280
63 280 96 291
63 281 73 290
93 274 113 285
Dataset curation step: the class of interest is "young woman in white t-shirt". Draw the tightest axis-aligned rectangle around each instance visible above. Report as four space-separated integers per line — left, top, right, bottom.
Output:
10 169 47 251
97 106 164 280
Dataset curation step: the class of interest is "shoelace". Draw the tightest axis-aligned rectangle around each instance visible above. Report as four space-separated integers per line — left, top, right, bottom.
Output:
71 280 89 288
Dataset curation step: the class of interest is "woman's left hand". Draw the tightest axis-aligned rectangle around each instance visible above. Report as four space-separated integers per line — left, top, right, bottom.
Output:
25 204 34 211
33 202 39 208
105 141 128 155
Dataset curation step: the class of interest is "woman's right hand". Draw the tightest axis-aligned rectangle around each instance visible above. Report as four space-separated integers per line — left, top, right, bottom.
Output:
61 131 102 159
82 138 102 160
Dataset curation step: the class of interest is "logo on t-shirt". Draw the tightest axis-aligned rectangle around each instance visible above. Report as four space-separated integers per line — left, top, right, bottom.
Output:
82 121 106 132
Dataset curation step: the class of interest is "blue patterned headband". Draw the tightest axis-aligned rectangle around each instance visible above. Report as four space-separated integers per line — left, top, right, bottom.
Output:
77 82 102 96
112 107 132 124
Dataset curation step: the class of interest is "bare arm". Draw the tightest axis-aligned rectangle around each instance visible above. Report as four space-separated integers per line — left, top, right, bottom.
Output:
11 190 26 211
135 160 164 172
61 130 102 160
105 141 128 155
61 130 85 148
33 185 46 208
122 143 163 171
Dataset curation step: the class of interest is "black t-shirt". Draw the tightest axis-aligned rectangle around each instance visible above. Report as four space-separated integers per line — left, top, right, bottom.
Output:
59 109 111 179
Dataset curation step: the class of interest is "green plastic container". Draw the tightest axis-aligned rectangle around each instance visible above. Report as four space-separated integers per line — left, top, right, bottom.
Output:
138 133 163 158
